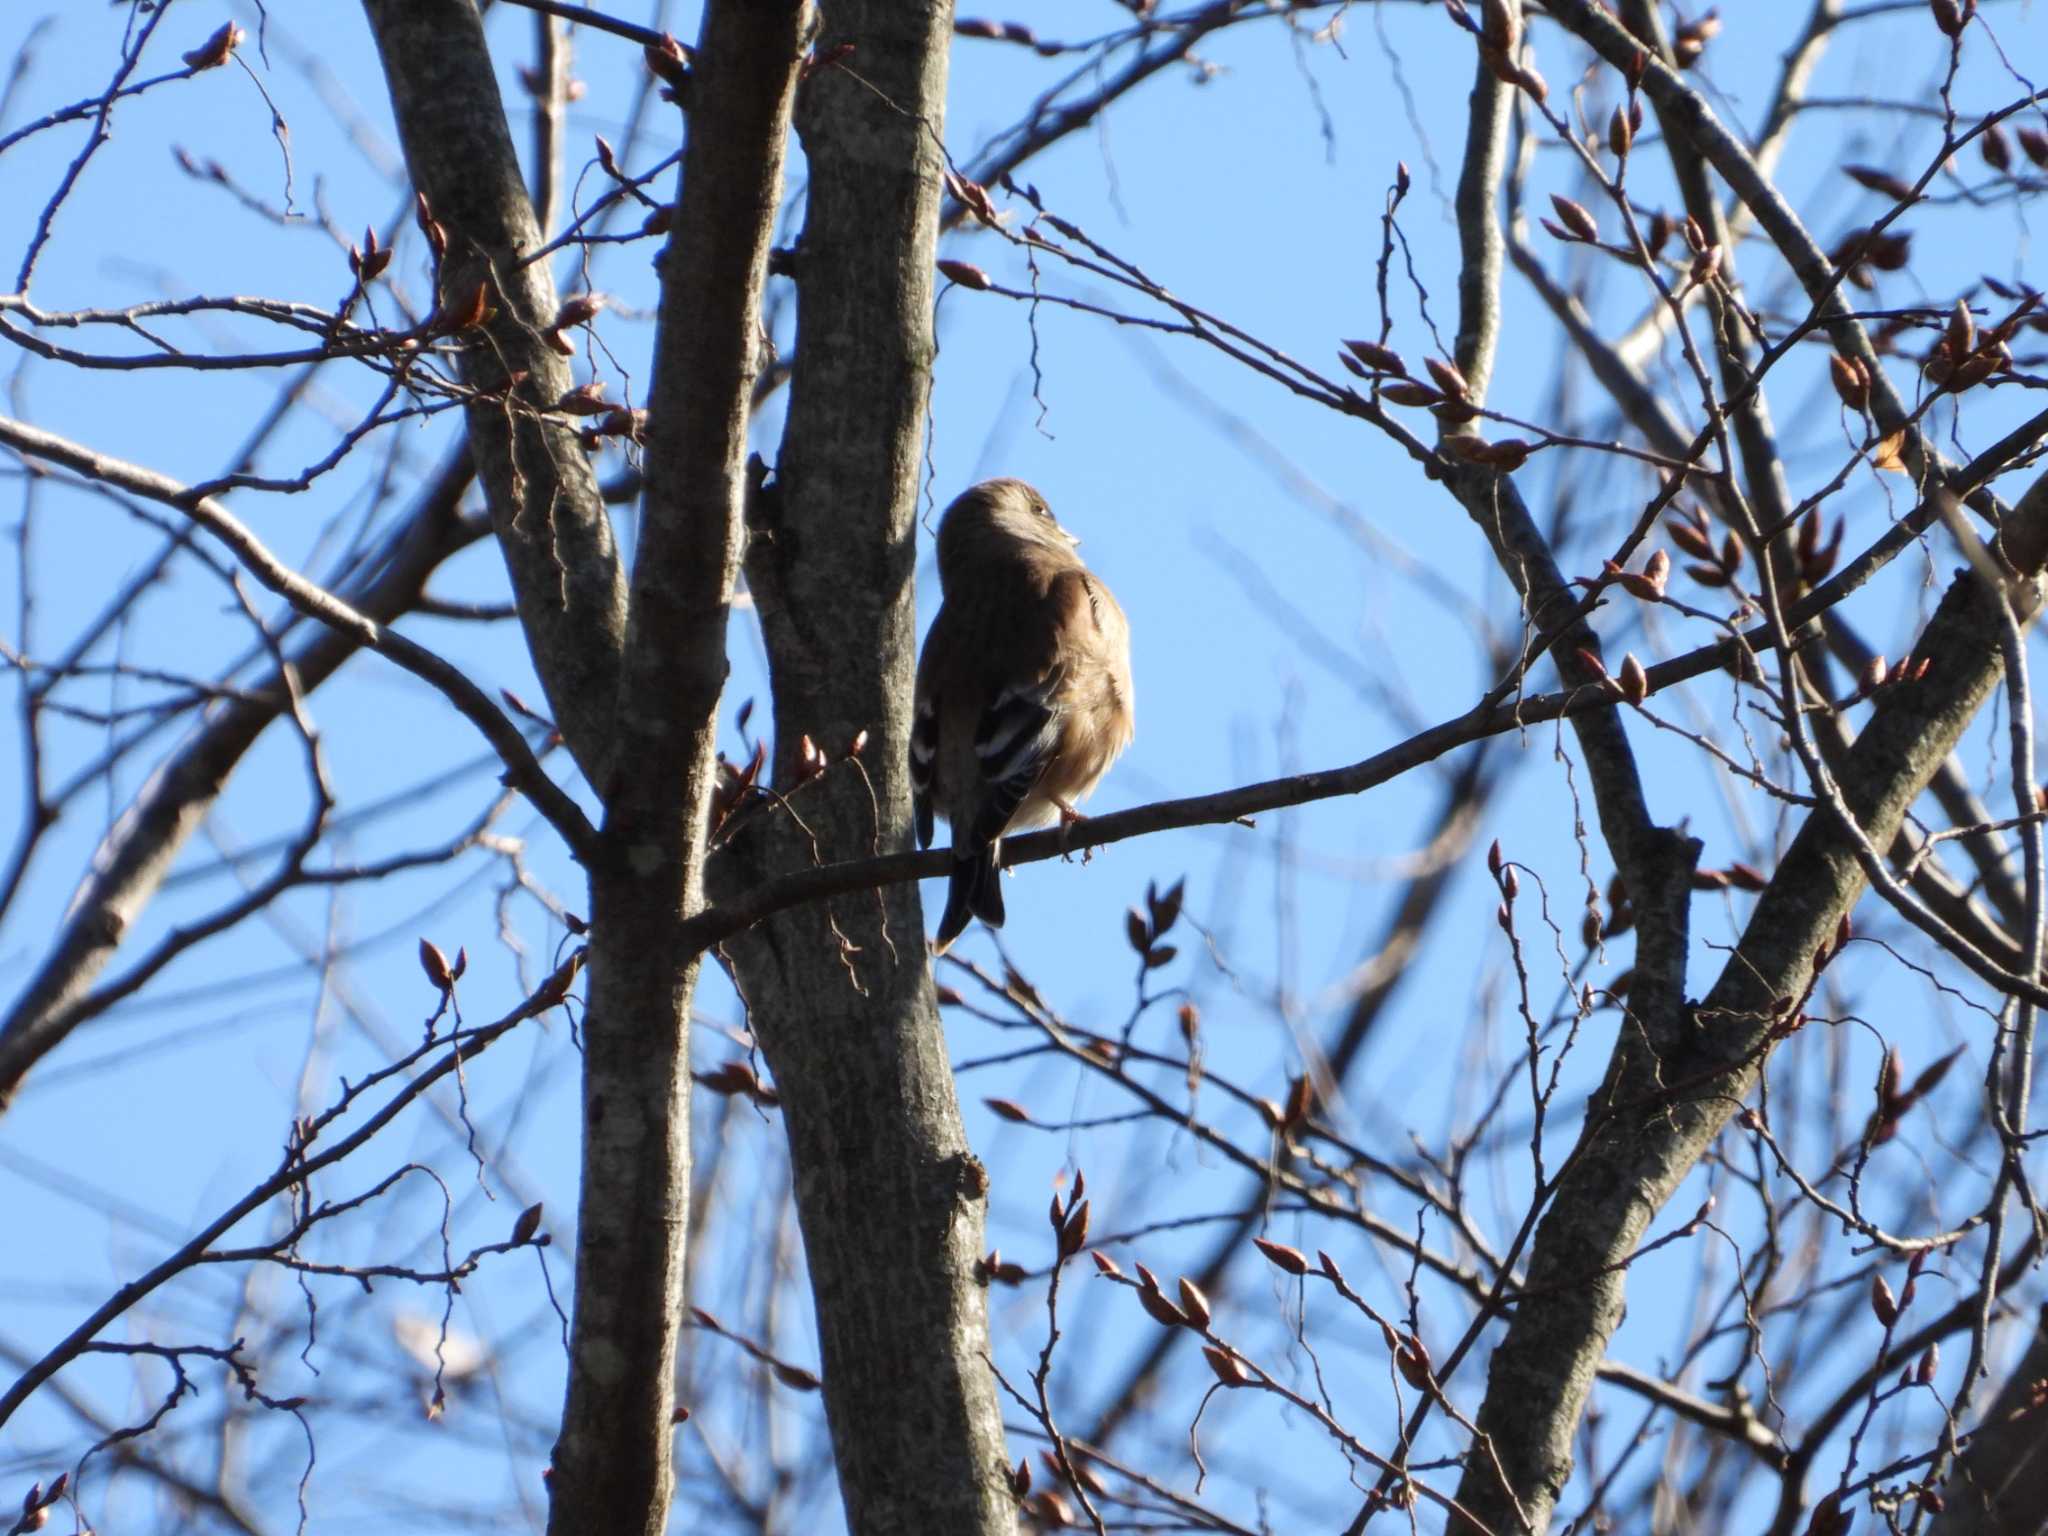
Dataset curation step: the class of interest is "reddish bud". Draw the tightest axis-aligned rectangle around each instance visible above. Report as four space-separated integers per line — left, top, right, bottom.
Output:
1253 1237 1309 1275
644 34 691 87
1380 381 1443 408
1550 195 1599 242
1202 1344 1249 1386
1829 353 1871 412
182 21 244 70
1395 1333 1433 1391
1425 356 1471 399
937 259 993 290
1845 164 1916 201
1982 122 2013 173
419 938 454 991
1343 338 1406 374
1647 211 1673 258
1135 1282 1189 1329
1059 1200 1091 1258
511 1202 544 1245
555 381 609 416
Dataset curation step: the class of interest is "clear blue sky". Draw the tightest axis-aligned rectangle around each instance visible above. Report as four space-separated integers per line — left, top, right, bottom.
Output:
4 1 2047 1530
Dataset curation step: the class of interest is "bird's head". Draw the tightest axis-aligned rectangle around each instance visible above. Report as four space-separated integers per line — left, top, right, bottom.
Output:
937 478 1079 567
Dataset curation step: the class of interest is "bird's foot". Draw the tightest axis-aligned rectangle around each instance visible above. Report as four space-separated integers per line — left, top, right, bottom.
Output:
1054 798 1092 863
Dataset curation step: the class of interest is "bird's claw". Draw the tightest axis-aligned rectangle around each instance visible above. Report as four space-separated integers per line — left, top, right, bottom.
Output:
1054 799 1092 862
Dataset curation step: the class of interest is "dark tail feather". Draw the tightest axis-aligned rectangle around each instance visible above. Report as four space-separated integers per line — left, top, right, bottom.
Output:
934 845 1005 953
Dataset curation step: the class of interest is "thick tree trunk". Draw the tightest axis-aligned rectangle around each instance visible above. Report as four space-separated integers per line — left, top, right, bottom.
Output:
1931 1304 2048 1535
713 3 1014 1532
546 5 807 1532
365 2 807 1530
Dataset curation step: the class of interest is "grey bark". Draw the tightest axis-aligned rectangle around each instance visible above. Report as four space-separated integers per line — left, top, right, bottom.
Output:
545 4 807 1532
1452 485 2048 1532
361 2 807 1529
710 2 1013 1531
362 0 627 788
1442 6 2048 1523
1932 1304 2048 1535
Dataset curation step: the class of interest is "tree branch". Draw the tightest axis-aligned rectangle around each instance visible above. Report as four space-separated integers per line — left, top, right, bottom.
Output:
543 2 808 1531
362 0 629 786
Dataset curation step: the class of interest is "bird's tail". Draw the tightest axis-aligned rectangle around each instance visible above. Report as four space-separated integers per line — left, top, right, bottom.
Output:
934 844 1005 954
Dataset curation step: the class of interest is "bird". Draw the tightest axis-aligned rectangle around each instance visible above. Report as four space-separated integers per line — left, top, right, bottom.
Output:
911 478 1135 954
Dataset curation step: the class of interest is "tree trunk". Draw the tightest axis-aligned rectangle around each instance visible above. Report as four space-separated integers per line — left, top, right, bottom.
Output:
365 2 807 1530
714 2 1015 1531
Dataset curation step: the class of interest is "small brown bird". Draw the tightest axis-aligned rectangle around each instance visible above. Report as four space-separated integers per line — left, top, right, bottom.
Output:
912 479 1135 953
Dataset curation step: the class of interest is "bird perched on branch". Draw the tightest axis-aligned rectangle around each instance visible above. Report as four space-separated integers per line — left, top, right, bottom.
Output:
912 478 1135 954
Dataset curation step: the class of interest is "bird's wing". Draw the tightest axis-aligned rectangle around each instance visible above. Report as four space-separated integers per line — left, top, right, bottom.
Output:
967 669 1064 847
964 567 1109 846
910 607 958 851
